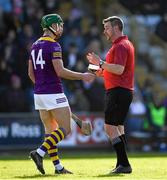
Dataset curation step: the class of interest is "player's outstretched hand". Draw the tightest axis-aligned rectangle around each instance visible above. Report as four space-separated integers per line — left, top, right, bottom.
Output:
82 72 95 83
86 52 100 65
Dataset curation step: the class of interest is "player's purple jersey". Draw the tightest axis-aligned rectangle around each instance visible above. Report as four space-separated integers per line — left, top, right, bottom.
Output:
30 36 63 94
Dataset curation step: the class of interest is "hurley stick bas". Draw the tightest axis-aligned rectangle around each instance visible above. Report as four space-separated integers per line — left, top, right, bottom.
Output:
72 113 92 136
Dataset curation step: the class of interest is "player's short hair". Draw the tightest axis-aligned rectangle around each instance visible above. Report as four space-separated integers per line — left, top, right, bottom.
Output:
102 16 124 31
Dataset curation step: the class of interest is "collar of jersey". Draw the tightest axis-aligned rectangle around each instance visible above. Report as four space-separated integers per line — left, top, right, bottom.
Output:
113 35 128 44
39 36 56 42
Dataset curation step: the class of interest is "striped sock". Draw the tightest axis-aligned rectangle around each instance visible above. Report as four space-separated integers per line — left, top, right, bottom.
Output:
37 128 66 158
45 134 63 170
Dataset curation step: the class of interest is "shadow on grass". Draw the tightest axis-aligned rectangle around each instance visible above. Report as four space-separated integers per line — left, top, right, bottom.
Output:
97 173 124 178
14 174 60 179
15 173 125 179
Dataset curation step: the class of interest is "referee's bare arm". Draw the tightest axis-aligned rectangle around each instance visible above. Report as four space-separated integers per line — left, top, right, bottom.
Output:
86 52 124 75
100 62 124 75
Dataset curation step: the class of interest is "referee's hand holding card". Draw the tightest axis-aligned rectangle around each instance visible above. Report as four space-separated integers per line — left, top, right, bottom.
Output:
87 53 104 77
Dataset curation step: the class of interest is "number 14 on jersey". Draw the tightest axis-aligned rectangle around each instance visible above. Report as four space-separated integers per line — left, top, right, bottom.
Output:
31 49 45 69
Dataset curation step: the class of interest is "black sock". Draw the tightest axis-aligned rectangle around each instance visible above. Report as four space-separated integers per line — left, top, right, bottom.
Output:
115 136 123 167
112 137 130 167
121 134 127 145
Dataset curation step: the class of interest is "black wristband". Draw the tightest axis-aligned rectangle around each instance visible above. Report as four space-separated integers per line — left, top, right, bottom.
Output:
99 60 104 68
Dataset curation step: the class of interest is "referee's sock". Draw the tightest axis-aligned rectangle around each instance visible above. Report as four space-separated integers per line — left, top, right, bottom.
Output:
115 134 127 167
45 134 64 171
112 136 130 167
37 128 66 158
115 135 123 167
121 134 127 145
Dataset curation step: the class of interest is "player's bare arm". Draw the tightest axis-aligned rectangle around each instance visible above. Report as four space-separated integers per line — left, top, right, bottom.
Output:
28 60 35 83
52 59 95 82
86 52 124 75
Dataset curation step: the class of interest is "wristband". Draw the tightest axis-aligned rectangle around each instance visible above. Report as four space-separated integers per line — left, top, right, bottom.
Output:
99 60 105 68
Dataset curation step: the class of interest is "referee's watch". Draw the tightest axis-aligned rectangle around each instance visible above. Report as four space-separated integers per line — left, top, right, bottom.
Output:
99 60 105 68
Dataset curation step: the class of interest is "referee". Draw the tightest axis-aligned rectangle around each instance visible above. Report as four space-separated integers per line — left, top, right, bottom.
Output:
87 16 134 174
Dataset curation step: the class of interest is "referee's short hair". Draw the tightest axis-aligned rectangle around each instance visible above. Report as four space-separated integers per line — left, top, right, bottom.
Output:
103 16 124 31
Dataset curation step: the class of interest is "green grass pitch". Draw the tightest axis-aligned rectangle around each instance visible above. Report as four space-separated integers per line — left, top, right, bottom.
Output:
0 150 167 180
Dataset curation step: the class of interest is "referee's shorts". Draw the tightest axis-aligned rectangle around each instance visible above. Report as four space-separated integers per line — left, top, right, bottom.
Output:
104 87 133 126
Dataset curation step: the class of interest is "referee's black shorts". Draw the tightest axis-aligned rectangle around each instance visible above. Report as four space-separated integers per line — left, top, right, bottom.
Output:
104 87 133 126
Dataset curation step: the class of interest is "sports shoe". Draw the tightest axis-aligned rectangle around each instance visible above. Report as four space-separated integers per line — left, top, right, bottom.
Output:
81 121 92 136
111 165 132 174
29 150 45 174
55 167 73 174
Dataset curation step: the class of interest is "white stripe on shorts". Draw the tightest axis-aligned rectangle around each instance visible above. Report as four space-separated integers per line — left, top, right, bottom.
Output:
34 93 69 110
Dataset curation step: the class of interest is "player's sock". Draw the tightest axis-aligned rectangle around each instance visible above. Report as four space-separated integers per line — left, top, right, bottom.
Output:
112 136 130 167
45 134 64 170
37 128 66 157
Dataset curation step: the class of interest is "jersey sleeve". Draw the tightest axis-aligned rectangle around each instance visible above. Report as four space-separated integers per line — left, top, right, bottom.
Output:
51 42 62 61
113 44 128 66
